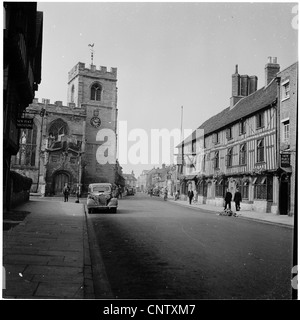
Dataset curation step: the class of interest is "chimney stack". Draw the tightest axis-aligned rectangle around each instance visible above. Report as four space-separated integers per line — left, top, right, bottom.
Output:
265 57 280 86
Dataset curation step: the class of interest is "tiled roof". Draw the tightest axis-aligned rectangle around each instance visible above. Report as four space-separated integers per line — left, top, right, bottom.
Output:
178 79 277 147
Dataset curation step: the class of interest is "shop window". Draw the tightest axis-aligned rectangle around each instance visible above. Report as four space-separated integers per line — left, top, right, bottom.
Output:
215 179 224 197
253 176 267 200
241 181 249 199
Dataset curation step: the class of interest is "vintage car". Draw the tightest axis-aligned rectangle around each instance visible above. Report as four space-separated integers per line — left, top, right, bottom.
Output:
126 187 135 196
87 183 118 213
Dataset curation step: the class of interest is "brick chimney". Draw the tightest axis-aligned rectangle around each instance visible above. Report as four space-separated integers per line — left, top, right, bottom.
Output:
230 64 258 109
265 57 280 86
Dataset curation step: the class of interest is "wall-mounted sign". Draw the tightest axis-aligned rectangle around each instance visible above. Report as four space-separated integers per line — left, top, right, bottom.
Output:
16 118 33 129
281 153 291 167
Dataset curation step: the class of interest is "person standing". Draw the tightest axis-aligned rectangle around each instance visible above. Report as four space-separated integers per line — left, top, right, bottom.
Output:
234 188 242 211
224 189 232 210
63 183 70 202
188 189 194 205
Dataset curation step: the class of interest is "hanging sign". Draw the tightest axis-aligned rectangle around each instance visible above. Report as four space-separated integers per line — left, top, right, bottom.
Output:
281 153 291 167
16 118 33 129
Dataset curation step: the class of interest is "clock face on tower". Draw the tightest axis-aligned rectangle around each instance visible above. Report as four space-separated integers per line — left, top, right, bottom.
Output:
90 116 101 128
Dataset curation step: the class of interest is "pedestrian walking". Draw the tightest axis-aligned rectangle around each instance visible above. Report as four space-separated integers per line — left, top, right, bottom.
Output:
63 183 70 202
234 188 242 211
224 189 232 210
188 189 194 205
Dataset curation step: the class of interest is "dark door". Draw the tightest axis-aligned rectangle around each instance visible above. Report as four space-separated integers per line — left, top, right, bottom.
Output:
54 173 69 195
203 181 208 204
279 174 290 215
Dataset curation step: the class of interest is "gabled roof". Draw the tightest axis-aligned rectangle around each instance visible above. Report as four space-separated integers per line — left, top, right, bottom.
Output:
177 79 277 147
123 173 137 181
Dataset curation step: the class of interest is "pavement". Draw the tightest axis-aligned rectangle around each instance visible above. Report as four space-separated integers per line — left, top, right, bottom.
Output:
1 194 295 299
167 198 295 228
2 196 94 299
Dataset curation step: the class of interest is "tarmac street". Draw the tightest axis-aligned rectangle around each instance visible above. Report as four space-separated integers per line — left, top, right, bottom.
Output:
2 193 295 300
2 197 92 299
88 193 294 299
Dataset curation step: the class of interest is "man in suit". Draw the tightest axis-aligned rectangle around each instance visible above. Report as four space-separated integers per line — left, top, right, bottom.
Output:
188 189 194 205
234 188 242 211
224 189 232 210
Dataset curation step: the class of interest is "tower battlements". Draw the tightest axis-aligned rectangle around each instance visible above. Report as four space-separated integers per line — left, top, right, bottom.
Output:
68 62 117 82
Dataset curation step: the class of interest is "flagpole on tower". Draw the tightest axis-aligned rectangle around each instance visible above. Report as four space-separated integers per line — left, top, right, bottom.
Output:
88 43 94 65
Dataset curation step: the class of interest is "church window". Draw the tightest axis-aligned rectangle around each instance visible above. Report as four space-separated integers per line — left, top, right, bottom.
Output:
90 82 102 101
48 119 69 142
14 124 37 166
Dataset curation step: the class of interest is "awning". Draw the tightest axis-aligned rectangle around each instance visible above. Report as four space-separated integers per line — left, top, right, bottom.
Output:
184 175 197 180
280 166 292 173
115 173 125 186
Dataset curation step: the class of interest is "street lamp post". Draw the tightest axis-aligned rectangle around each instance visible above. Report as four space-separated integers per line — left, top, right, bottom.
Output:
35 106 46 193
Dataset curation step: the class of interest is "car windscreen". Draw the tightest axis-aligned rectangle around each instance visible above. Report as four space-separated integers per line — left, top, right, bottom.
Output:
92 186 111 192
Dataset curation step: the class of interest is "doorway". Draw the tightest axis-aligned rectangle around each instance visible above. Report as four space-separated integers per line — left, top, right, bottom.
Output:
279 173 290 215
53 172 69 195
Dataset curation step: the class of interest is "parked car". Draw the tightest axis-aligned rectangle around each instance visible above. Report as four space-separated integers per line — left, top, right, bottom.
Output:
87 183 118 213
153 188 160 196
126 187 135 196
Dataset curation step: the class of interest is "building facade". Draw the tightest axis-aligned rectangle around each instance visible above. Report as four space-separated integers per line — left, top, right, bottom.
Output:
11 62 121 196
137 170 149 192
177 57 297 215
123 171 137 190
276 62 298 216
3 2 43 210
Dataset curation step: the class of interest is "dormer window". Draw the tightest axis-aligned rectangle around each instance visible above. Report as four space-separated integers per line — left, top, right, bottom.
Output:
90 82 102 101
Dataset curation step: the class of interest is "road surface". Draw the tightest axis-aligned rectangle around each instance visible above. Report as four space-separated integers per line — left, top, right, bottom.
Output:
88 193 293 299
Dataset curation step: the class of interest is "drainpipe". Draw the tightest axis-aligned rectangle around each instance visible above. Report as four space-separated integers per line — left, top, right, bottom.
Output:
275 76 281 215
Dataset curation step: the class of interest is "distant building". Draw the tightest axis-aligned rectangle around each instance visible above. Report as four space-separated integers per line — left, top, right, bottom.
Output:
177 57 297 214
146 164 173 192
11 62 121 196
137 170 149 192
3 2 43 210
123 171 137 189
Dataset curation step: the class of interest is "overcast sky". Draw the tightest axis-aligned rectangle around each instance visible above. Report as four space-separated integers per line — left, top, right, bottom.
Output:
36 1 298 177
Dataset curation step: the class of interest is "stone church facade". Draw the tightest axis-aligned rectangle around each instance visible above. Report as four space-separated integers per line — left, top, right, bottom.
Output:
11 62 123 196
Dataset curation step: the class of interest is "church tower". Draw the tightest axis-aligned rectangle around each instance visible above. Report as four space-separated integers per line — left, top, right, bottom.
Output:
67 62 118 188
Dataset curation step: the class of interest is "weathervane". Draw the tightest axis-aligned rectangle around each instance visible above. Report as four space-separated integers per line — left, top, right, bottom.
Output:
88 43 94 65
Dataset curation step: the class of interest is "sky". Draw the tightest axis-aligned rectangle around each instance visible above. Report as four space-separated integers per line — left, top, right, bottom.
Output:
35 1 298 177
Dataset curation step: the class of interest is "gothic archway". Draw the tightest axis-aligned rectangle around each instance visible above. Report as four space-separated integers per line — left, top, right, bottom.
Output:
52 170 71 195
